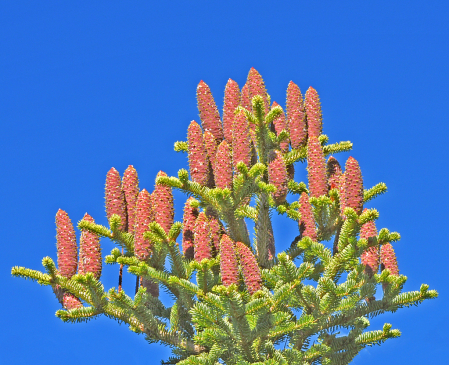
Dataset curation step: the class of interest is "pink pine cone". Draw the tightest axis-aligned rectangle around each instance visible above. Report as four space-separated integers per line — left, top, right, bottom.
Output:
152 171 174 235
219 235 239 287
223 79 240 142
361 247 379 277
134 189 153 261
299 193 317 241
272 101 289 153
305 87 322 138
247 68 269 114
268 151 288 204
360 209 379 276
381 243 399 276
105 167 127 230
56 209 78 278
236 242 262 295
232 110 252 171
122 165 139 233
214 140 233 189
63 292 83 310
307 136 327 197
194 212 212 262
360 210 377 240
343 157 364 215
197 80 223 141
326 156 343 191
78 213 102 279
187 121 210 186
182 197 199 260
286 81 307 149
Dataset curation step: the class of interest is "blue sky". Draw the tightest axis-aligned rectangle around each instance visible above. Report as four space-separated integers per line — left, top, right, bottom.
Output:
2 1 448 363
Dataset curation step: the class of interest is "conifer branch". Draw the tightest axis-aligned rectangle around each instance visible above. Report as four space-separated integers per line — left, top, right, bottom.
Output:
322 141 353 156
364 182 388 202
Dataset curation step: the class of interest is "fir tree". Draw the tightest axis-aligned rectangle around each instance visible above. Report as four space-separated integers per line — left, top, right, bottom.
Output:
12 68 437 365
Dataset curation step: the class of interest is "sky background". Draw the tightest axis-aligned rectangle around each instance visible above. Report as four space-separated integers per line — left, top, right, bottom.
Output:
2 1 448 364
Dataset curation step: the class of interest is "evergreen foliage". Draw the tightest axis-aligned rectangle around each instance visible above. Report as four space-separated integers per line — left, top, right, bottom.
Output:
11 68 437 364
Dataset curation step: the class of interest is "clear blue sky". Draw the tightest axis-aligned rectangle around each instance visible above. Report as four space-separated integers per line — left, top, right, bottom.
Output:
2 1 448 364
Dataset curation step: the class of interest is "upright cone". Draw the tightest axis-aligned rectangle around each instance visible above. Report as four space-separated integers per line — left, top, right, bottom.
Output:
236 242 262 295
232 110 252 171
286 81 307 149
56 209 78 278
187 121 210 186
343 157 364 215
78 213 102 279
194 212 212 262
152 171 174 235
214 140 233 189
360 210 379 277
105 167 127 230
197 80 223 141
223 79 240 142
134 189 153 261
219 235 239 287
299 193 317 241
268 151 288 204
122 165 139 233
247 68 269 114
307 136 327 198
381 243 399 276
305 87 322 138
